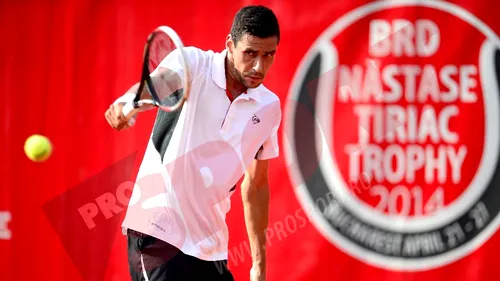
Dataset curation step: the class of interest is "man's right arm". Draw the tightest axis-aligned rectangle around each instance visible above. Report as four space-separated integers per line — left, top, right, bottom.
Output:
105 47 204 131
104 67 182 131
104 81 145 131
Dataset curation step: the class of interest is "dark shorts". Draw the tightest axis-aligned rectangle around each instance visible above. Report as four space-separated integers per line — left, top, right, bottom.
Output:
127 229 234 281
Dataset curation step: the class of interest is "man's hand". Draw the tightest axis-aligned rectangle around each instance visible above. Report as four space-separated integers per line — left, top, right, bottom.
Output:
104 103 131 131
250 265 266 281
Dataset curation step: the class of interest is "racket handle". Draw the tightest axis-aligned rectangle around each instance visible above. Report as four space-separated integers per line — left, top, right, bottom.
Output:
122 100 137 126
122 100 135 116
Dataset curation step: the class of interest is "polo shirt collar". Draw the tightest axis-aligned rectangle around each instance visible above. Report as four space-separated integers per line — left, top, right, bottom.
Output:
211 49 262 102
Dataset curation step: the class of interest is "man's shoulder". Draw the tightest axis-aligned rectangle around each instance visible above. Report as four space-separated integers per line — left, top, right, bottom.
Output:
183 46 222 61
256 84 281 105
253 84 281 124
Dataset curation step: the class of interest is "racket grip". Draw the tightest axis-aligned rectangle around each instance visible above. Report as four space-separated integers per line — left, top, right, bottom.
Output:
122 100 137 126
122 100 135 116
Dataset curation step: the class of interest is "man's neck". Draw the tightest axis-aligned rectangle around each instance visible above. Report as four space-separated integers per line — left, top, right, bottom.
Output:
225 56 247 98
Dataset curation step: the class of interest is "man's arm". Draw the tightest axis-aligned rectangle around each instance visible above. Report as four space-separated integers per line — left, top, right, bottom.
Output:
105 46 204 131
241 158 271 280
104 67 182 131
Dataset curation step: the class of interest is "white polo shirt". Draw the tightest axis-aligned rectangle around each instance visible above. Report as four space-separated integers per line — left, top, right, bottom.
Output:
120 47 281 261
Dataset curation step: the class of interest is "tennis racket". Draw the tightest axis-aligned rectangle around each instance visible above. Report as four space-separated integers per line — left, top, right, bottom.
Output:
122 25 191 120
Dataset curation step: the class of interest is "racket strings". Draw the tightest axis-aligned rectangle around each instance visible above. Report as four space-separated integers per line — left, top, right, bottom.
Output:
147 32 183 107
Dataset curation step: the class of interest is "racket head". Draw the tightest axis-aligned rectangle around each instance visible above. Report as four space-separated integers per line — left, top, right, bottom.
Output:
137 25 191 112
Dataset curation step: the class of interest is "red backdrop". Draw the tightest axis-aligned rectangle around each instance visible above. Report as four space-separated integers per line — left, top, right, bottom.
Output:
2 0 500 280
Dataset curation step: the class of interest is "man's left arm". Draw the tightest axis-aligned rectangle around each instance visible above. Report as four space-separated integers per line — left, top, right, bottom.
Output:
241 158 271 280
242 104 281 280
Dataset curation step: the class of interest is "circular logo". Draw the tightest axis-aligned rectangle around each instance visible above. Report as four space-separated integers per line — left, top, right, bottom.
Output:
284 0 500 271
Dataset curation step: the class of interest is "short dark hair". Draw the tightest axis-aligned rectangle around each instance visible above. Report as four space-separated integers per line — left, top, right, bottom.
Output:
230 5 280 46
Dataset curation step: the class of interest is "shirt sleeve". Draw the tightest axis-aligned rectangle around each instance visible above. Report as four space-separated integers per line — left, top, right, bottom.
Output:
255 108 282 160
154 46 204 87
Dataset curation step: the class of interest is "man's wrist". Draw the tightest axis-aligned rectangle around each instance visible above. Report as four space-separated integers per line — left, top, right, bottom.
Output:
252 259 266 271
251 262 266 276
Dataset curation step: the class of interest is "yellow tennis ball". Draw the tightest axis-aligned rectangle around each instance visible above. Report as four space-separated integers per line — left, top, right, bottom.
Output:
24 134 53 162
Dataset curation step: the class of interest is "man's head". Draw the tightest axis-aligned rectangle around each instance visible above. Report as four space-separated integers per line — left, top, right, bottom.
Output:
226 5 280 89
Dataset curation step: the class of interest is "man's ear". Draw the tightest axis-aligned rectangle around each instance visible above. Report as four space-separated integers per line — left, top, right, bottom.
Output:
226 34 234 54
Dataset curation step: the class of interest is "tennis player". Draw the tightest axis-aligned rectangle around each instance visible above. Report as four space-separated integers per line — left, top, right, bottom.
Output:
105 5 281 281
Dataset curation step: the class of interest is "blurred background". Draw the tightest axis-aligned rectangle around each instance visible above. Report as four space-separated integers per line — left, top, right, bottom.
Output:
2 0 500 280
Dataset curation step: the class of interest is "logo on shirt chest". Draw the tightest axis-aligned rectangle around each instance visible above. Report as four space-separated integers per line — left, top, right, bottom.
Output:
251 114 260 125
221 105 263 130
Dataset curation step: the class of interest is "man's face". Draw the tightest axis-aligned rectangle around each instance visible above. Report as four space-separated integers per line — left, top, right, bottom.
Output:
227 33 278 88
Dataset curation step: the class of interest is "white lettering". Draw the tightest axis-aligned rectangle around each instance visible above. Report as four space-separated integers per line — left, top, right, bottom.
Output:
336 64 479 104
369 19 392 57
368 19 440 57
416 19 440 57
351 105 459 144
460 65 478 103
345 144 467 184
0 211 12 240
